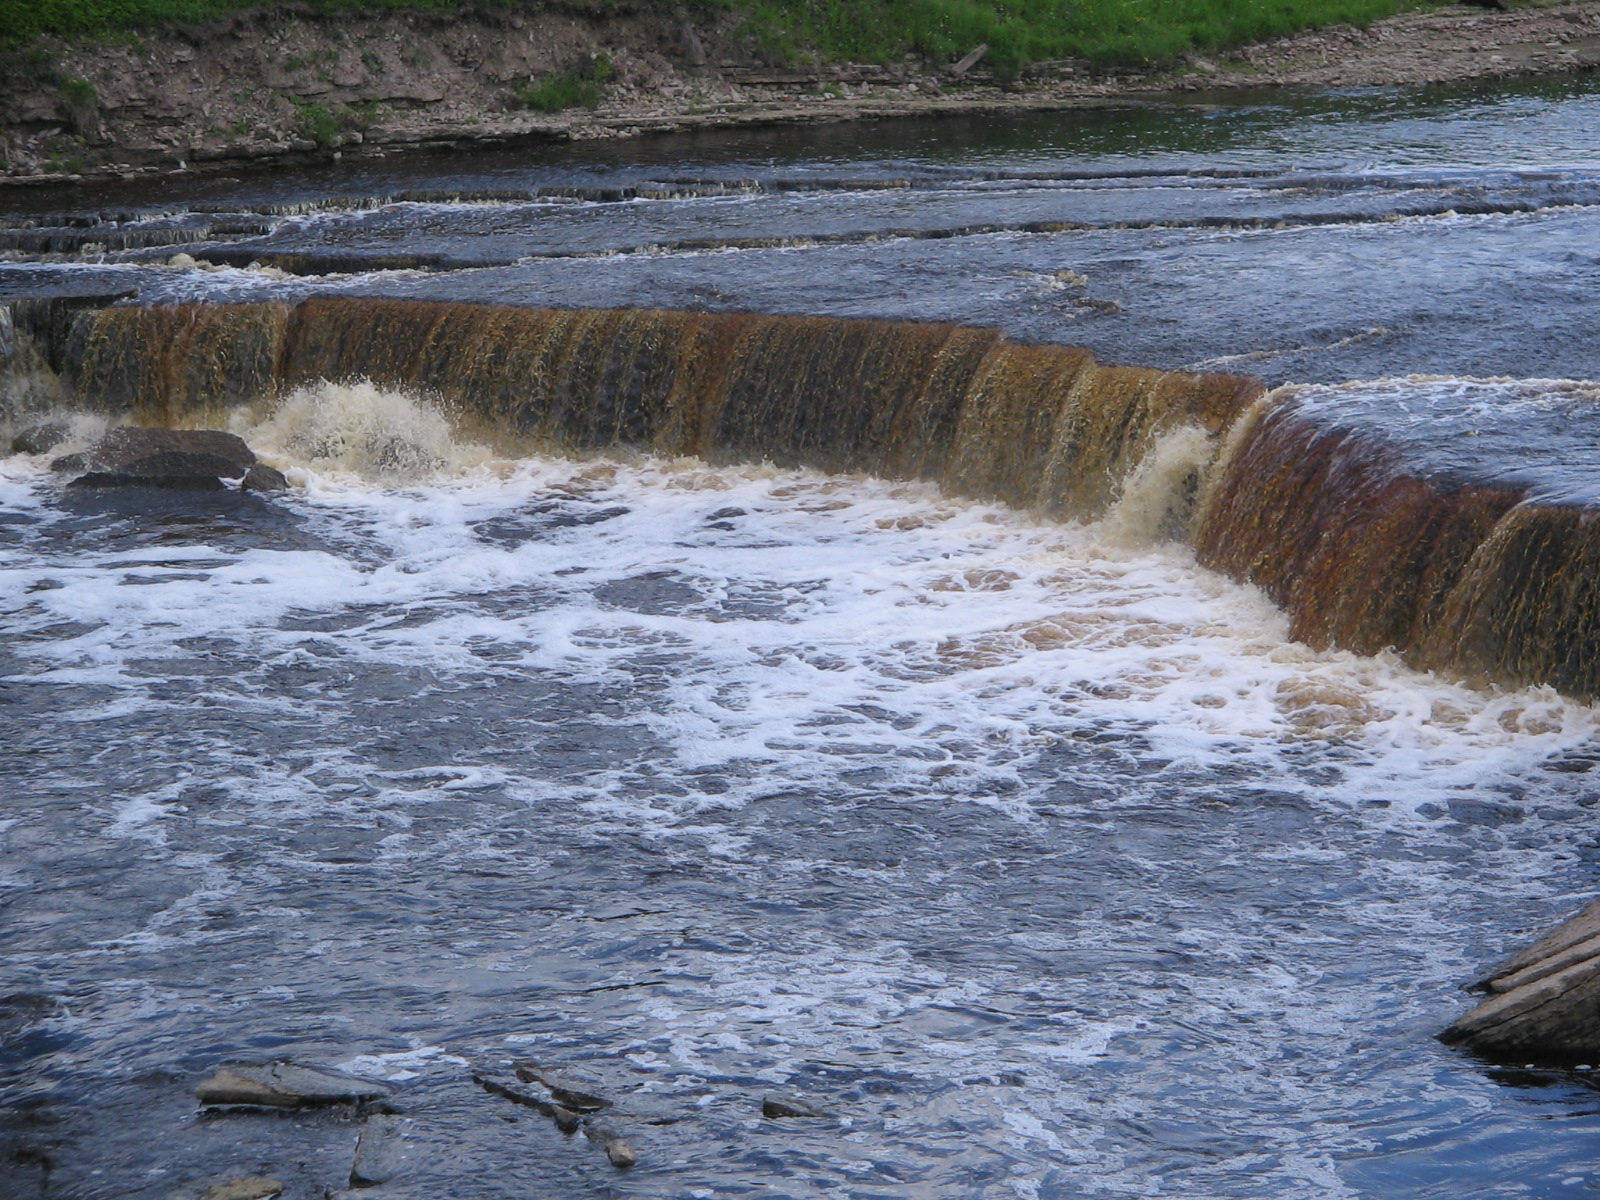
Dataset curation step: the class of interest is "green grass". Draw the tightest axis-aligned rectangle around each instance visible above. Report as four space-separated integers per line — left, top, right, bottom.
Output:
730 0 1449 73
1 0 1452 69
514 53 614 112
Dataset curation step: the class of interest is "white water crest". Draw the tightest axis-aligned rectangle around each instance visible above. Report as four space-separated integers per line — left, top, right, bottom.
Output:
236 378 494 482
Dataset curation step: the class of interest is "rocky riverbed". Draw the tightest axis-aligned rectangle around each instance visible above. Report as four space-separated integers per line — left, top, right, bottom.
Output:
3 1 1599 187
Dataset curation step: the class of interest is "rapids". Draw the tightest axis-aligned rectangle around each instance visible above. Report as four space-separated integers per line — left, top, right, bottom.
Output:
5 75 1600 1200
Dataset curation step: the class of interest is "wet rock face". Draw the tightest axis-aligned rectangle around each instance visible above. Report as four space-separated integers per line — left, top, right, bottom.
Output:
10 422 68 454
1442 899 1600 1059
195 1062 391 1108
51 427 258 490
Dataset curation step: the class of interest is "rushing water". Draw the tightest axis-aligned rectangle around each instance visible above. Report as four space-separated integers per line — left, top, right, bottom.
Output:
5 77 1600 1199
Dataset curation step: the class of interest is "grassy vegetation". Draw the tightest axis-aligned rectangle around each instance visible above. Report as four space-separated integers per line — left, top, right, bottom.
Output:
514 53 614 111
1 0 1452 69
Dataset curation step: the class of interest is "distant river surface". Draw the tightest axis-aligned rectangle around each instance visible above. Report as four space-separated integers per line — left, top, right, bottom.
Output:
5 76 1600 1200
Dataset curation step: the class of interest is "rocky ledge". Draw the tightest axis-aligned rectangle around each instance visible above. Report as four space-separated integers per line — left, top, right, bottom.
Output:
1443 898 1600 1060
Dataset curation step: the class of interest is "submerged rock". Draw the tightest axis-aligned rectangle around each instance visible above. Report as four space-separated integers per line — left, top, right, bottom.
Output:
473 1071 582 1133
1442 898 1600 1058
581 1117 637 1168
513 1062 612 1112
762 1094 831 1119
349 1114 410 1187
51 428 258 490
196 1062 391 1108
203 1179 283 1200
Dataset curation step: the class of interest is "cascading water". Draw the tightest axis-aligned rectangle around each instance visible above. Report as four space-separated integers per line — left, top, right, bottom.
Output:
9 79 1600 1200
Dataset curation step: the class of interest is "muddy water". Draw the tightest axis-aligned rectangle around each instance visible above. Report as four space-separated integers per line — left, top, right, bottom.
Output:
4 77 1600 1200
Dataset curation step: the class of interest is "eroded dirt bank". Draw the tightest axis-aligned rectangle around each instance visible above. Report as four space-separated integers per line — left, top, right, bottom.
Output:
3 1 1599 187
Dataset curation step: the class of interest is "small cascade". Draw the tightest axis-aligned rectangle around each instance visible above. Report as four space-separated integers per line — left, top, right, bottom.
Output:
10 296 1600 700
51 297 1260 523
1195 379 1600 699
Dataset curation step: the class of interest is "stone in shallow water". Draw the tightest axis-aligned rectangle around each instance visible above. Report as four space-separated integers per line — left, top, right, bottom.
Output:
52 428 256 489
473 1071 582 1132
241 463 289 492
513 1062 612 1112
349 1114 411 1187
1443 898 1600 1058
195 1062 391 1108
581 1117 637 1168
203 1179 283 1200
762 1093 831 1118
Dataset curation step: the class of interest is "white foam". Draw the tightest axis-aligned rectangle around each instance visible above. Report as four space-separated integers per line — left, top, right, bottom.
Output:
236 379 494 482
5 425 1595 831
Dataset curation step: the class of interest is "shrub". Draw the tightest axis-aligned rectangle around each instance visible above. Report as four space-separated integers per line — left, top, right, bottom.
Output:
515 53 613 113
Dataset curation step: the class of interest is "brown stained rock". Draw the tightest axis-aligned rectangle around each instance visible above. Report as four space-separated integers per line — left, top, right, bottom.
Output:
1443 899 1600 1059
196 1062 390 1108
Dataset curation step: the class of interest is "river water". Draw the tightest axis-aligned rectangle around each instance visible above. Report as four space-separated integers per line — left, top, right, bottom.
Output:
5 76 1600 1199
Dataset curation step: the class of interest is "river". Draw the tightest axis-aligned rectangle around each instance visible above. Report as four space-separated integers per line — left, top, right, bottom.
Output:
4 75 1600 1200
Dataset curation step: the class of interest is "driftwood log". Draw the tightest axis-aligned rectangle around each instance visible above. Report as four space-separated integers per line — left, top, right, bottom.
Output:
1442 899 1600 1059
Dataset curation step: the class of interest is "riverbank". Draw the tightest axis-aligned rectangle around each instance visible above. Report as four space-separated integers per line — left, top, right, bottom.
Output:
2 1 1598 188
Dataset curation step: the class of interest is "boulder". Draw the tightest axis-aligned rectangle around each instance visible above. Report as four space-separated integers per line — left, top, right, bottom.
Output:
196 1062 391 1108
1441 898 1600 1059
52 428 258 490
241 463 289 492
11 423 69 455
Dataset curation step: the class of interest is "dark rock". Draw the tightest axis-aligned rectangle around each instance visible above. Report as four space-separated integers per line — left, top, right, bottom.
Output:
762 1093 830 1118
513 1062 612 1111
1443 898 1600 1058
349 1114 410 1187
473 1072 581 1132
69 471 227 491
11 422 69 454
52 427 256 485
195 1062 391 1108
241 463 289 492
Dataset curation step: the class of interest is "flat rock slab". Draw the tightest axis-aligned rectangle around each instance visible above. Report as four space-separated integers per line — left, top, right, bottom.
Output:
53 427 257 487
350 1114 411 1187
1444 898 1600 1058
513 1062 612 1112
196 1062 391 1108
204 1179 283 1200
